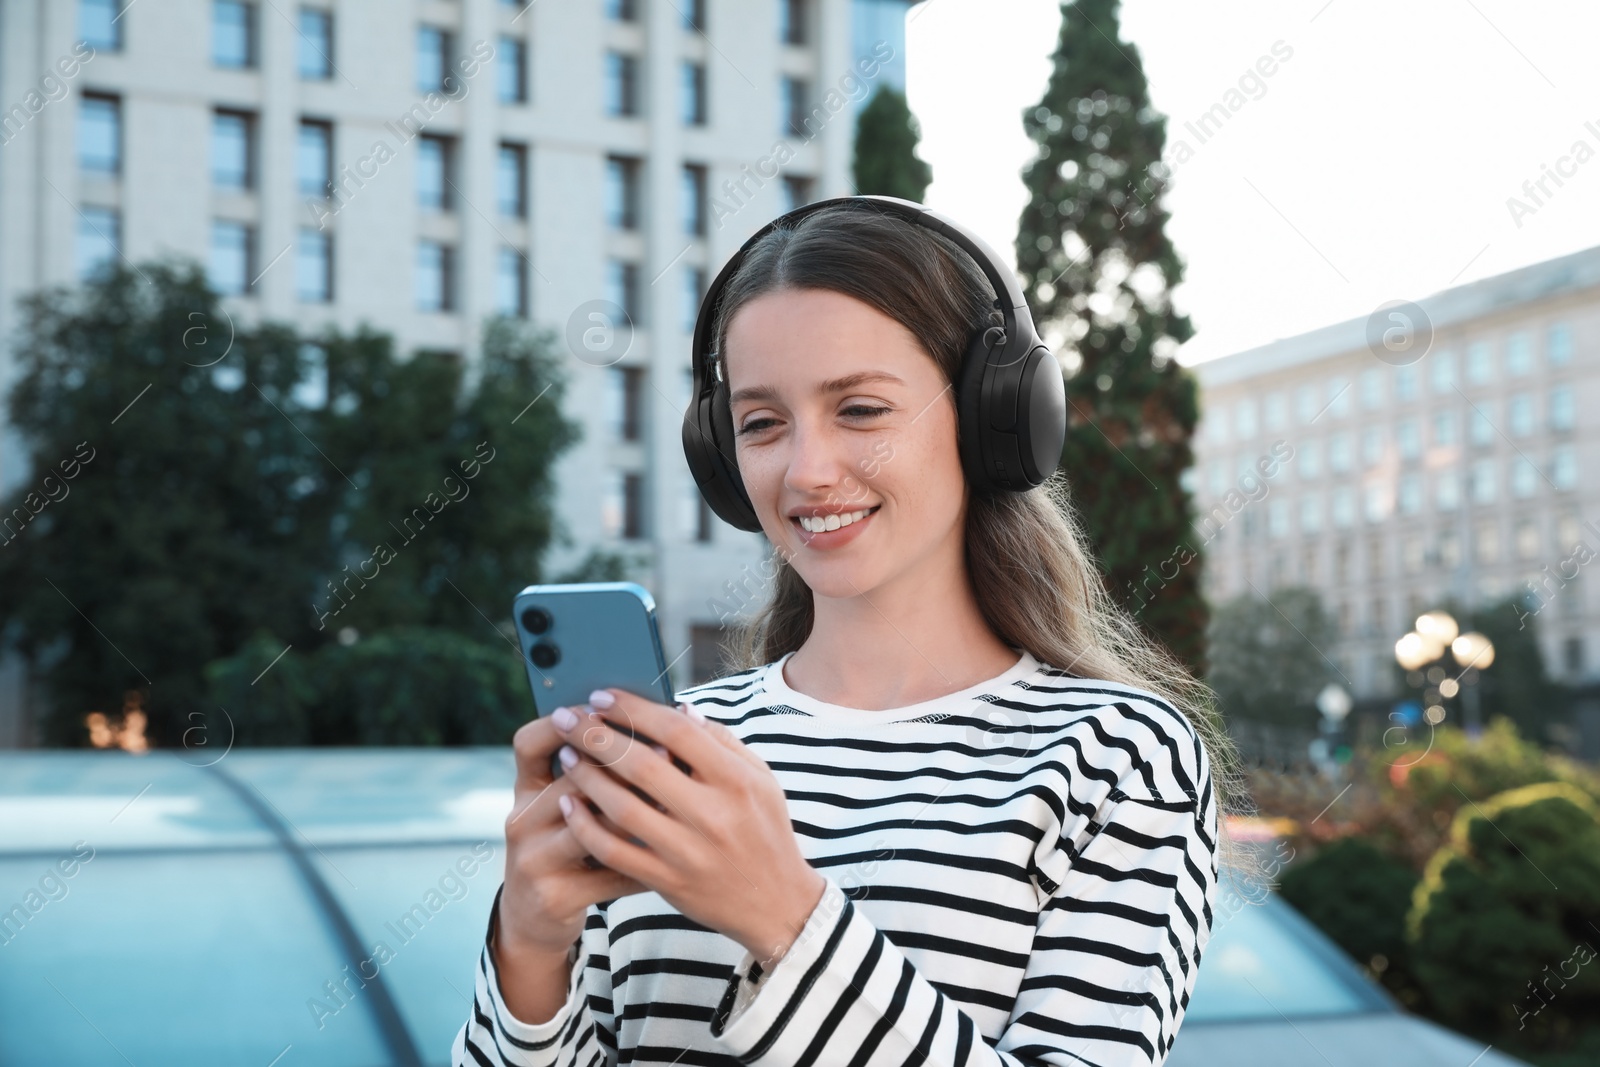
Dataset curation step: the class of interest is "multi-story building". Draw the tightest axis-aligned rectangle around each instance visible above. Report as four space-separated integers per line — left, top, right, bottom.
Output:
0 0 914 744
1190 245 1600 702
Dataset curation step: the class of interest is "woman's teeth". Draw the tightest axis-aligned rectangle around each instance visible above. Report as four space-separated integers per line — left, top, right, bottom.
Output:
797 507 874 533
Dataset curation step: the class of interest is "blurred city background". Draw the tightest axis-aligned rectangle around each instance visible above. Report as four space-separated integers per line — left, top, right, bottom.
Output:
1 1 1598 1065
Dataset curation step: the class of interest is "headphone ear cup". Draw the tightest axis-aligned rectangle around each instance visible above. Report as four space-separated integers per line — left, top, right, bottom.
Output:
702 382 762 531
1016 346 1068 486
956 325 1001 493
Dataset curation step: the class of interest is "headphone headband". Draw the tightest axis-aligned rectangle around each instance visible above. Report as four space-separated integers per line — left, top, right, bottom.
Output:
682 194 1067 533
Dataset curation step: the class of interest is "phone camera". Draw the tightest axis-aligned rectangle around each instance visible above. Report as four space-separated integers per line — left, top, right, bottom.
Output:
520 607 552 635
528 641 560 669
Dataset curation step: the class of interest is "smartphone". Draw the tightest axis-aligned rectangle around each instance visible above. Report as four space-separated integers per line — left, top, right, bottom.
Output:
511 582 680 780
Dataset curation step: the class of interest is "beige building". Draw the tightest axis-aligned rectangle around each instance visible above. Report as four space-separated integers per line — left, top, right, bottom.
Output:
1189 245 1600 700
0 0 911 744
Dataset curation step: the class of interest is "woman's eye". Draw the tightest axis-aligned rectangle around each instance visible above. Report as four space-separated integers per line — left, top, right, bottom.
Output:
736 417 777 436
842 404 891 420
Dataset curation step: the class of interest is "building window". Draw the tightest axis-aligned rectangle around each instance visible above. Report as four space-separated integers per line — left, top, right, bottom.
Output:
1362 482 1387 523
779 0 807 45
1395 364 1418 402
1438 530 1460 567
212 110 254 190
1299 494 1321 534
621 471 646 538
605 0 638 21
80 0 123 51
79 94 121 175
1436 469 1460 510
1547 323 1572 365
298 8 333 79
1471 458 1497 505
1551 446 1576 490
605 156 641 230
1506 332 1532 376
1403 534 1424 574
682 62 707 125
297 120 332 199
1564 636 1583 674
1558 514 1581 551
1267 498 1288 538
1550 385 1574 432
609 365 646 442
1234 398 1257 440
417 135 453 211
1326 376 1351 418
1469 405 1494 447
1360 367 1383 409
1475 521 1499 565
296 228 332 302
1262 391 1286 431
1295 383 1318 423
497 143 528 217
213 1 256 68
1508 392 1534 437
1466 340 1493 384
1399 473 1421 515
1397 418 1420 460
682 164 707 236
781 174 813 212
682 0 706 32
1430 348 1456 394
416 240 454 312
683 266 706 334
1331 486 1354 528
1432 410 1457 447
781 76 810 137
605 53 640 117
209 220 254 296
76 207 120 281
498 36 528 103
1361 425 1383 467
607 260 641 326
1515 520 1540 560
496 247 528 317
1328 432 1351 474
1298 439 1321 479
417 26 452 94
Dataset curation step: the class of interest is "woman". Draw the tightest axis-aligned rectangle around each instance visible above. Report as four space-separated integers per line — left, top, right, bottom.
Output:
453 200 1249 1067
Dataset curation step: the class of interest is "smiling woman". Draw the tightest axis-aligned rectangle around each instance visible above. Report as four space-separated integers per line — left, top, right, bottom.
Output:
454 197 1254 1067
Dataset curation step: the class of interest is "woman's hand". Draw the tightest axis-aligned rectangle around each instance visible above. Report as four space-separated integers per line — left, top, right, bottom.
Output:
496 710 653 959
553 689 827 967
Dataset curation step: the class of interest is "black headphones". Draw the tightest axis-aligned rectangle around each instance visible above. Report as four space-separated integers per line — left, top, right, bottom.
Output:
681 194 1068 533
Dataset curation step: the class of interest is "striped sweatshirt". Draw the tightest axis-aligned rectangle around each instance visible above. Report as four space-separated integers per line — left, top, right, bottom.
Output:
453 648 1219 1067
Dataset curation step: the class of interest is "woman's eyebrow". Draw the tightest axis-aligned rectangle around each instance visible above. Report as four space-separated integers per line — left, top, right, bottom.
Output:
728 371 905 406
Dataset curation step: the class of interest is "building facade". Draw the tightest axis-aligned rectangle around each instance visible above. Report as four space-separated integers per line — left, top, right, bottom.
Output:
1189 246 1600 701
0 0 913 744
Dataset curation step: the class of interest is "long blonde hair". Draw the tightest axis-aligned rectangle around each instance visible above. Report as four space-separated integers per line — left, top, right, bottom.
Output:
711 202 1257 884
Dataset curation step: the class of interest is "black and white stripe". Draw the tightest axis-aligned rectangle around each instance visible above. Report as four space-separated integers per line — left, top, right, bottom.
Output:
454 652 1218 1067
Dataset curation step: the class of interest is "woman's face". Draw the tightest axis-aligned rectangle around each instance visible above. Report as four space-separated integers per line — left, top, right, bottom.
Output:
723 287 968 602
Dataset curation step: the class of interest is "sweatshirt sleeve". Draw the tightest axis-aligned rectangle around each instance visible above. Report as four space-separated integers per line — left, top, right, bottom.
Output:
451 882 617 1067
705 710 1219 1067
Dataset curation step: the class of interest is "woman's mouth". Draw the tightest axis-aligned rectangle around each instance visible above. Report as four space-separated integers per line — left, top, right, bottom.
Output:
791 505 880 547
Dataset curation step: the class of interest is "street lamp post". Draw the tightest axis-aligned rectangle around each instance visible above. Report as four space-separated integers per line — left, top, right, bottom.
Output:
1393 610 1495 736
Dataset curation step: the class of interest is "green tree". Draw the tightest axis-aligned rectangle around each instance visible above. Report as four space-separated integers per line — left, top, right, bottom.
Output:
851 86 932 201
0 261 579 747
1206 586 1339 726
1016 0 1206 673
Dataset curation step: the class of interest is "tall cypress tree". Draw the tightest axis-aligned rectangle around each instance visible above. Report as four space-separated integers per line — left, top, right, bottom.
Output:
852 86 932 201
1016 0 1208 673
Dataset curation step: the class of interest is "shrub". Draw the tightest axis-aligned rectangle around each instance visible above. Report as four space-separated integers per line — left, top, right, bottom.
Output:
1406 782 1600 1050
1277 836 1421 997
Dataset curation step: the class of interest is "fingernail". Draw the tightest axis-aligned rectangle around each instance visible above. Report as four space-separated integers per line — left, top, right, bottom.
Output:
680 701 707 724
552 706 577 730
651 743 668 757
588 689 616 708
558 794 573 817
559 745 578 769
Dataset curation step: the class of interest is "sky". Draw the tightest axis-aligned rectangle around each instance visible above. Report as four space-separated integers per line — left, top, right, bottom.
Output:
904 0 1600 366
